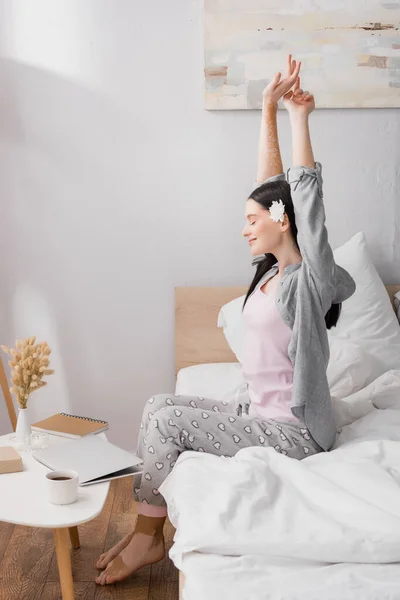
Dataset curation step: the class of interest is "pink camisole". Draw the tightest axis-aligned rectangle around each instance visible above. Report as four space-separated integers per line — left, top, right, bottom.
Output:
242 276 298 422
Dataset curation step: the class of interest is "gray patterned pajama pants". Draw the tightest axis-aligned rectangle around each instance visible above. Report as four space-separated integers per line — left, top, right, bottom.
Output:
134 394 322 507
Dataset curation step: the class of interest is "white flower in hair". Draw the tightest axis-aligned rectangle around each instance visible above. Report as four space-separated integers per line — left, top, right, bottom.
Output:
269 199 285 223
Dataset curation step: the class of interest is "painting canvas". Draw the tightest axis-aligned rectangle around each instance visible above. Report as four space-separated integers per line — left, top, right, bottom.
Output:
204 0 400 109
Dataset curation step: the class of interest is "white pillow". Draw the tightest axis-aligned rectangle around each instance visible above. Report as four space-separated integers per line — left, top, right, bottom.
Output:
329 232 400 373
175 362 245 402
217 296 245 363
217 232 400 376
327 338 382 400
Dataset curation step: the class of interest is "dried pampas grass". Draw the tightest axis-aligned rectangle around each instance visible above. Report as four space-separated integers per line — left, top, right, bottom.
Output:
1 337 54 409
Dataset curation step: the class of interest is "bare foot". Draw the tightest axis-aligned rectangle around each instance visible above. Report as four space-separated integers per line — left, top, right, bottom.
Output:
96 532 134 569
95 531 165 585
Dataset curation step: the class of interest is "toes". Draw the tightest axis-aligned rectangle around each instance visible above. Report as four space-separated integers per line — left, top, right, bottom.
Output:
100 567 112 585
96 554 107 569
99 560 116 585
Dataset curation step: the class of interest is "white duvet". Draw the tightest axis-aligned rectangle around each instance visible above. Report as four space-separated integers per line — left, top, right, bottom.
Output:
160 369 400 600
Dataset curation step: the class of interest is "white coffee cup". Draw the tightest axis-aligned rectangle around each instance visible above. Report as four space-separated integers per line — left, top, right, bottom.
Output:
46 470 79 505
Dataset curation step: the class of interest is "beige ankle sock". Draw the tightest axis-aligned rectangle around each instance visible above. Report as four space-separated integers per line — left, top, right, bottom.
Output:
135 514 166 538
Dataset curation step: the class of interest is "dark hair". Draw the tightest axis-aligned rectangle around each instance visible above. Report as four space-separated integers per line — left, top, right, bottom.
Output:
243 179 341 330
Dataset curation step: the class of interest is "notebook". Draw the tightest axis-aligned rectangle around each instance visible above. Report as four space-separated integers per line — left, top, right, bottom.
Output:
32 435 143 486
31 412 109 438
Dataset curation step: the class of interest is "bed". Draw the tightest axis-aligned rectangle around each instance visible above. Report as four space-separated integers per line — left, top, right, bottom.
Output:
167 272 400 600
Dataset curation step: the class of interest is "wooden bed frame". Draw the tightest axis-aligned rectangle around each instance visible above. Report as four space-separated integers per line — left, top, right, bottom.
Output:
175 283 400 600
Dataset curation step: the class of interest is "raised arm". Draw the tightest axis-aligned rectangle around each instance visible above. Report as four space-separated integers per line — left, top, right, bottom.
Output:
283 83 334 293
256 56 301 183
285 77 315 168
283 82 355 305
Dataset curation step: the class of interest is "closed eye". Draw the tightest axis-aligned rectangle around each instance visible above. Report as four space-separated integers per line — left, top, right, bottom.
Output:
246 213 258 225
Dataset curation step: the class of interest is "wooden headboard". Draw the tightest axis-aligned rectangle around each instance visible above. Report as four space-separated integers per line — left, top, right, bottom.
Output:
175 284 400 373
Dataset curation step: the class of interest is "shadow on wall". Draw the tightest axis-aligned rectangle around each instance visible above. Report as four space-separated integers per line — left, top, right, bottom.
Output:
0 58 154 437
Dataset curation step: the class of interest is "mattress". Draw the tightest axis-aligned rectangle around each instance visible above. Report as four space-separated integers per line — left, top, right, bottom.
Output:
167 363 400 600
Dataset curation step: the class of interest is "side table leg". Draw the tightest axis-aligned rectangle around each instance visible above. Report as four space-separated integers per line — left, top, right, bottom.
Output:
53 528 75 600
68 526 81 549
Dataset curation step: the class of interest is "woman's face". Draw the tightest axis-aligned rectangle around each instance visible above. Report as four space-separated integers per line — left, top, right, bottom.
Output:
242 199 285 256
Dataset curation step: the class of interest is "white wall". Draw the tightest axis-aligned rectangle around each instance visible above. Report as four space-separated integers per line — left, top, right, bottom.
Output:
0 0 399 449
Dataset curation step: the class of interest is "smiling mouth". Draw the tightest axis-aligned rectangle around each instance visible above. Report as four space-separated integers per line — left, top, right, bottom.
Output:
249 238 257 244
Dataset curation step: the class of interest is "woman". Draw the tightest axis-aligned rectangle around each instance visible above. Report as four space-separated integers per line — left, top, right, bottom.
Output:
96 55 356 586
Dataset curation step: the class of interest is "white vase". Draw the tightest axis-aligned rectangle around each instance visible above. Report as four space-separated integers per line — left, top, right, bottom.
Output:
15 407 31 448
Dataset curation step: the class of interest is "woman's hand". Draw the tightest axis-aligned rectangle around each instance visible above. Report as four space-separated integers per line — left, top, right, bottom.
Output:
262 54 301 107
283 77 315 117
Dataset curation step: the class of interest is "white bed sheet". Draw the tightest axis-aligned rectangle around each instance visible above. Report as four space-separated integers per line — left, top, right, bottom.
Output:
180 553 400 600
168 364 400 600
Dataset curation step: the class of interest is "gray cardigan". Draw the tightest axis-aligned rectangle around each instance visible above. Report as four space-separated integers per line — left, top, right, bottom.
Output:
249 163 356 451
